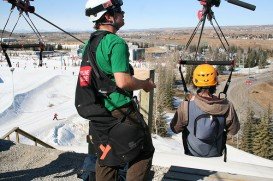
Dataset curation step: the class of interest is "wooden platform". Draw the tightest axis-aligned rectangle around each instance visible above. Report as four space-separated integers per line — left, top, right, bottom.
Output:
163 166 272 181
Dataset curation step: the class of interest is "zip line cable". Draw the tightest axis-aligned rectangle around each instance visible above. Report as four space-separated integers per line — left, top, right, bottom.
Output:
1 0 84 48
22 14 43 43
209 14 228 52
1 0 85 69
212 15 229 48
1 9 14 41
9 13 22 41
194 12 207 61
33 12 84 44
179 0 256 99
185 20 202 50
25 13 44 43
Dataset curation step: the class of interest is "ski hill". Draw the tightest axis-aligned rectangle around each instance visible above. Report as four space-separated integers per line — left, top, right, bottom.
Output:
0 57 273 180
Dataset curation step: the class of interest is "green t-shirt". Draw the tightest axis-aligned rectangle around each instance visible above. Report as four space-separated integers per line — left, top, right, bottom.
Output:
82 31 132 111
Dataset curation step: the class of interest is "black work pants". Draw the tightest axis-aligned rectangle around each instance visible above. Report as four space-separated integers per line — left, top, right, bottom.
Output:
95 108 154 181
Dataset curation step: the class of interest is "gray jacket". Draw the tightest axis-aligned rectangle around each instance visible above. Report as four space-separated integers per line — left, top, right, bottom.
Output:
170 94 240 135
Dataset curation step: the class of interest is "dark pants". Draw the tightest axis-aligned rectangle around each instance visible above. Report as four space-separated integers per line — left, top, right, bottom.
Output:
95 107 154 181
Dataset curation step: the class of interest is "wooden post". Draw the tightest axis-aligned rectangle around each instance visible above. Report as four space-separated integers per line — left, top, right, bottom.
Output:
16 131 19 143
135 69 155 131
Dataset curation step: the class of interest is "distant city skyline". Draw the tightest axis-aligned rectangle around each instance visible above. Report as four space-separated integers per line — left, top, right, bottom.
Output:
0 0 272 32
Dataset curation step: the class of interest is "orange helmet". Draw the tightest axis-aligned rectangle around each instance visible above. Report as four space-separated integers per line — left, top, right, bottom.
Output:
192 64 218 87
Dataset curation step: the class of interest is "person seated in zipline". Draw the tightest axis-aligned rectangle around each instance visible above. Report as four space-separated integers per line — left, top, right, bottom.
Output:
170 64 240 159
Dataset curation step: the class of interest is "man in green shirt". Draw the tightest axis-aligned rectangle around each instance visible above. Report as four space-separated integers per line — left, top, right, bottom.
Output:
84 0 156 180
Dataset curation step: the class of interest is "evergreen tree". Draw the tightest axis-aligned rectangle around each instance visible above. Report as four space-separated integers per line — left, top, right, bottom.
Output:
240 108 256 153
252 113 273 159
258 50 268 69
245 48 257 68
57 44 63 50
267 104 273 160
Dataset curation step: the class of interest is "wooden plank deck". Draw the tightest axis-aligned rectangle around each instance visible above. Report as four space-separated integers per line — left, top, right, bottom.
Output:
163 166 272 181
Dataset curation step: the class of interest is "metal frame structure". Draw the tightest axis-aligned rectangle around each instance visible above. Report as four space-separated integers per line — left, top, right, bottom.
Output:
179 0 256 99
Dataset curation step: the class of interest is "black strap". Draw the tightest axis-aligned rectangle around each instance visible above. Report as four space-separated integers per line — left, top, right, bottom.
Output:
84 31 117 94
84 31 130 97
1 47 12 67
223 145 227 162
218 65 234 99
187 100 190 126
86 32 108 80
179 64 189 95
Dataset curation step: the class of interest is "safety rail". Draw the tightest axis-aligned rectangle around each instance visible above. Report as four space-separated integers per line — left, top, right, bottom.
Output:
1 127 55 149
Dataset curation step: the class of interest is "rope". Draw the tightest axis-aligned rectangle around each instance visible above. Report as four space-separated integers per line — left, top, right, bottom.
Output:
22 14 41 42
25 13 45 43
2 1 84 45
33 12 84 44
1 9 14 41
8 13 22 42
210 19 227 52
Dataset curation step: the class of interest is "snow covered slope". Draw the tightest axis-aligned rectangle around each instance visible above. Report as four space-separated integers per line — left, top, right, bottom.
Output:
0 58 273 179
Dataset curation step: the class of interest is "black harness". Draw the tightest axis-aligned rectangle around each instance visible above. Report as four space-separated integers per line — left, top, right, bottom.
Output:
75 31 147 166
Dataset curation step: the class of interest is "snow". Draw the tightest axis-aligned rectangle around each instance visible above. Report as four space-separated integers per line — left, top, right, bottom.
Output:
1 55 273 179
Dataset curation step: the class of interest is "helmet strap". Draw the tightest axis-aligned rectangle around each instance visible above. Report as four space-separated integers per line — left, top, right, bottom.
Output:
100 22 120 30
99 12 120 30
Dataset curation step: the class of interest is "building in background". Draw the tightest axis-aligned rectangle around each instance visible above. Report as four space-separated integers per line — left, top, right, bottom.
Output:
128 43 145 62
0 38 17 43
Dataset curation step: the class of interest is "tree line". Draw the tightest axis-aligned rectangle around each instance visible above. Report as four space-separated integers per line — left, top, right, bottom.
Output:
239 106 273 160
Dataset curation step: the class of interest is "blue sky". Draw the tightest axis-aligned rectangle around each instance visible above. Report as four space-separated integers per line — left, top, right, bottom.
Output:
0 0 272 32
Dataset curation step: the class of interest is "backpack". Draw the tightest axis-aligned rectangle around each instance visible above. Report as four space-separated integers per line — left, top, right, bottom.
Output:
182 100 227 161
75 31 118 123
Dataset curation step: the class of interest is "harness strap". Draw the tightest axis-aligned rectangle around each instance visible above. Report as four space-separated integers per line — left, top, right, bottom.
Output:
224 145 227 162
218 62 234 98
85 31 130 97
1 47 12 67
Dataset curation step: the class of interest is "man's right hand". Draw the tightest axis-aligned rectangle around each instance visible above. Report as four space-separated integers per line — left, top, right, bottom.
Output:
143 78 156 92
